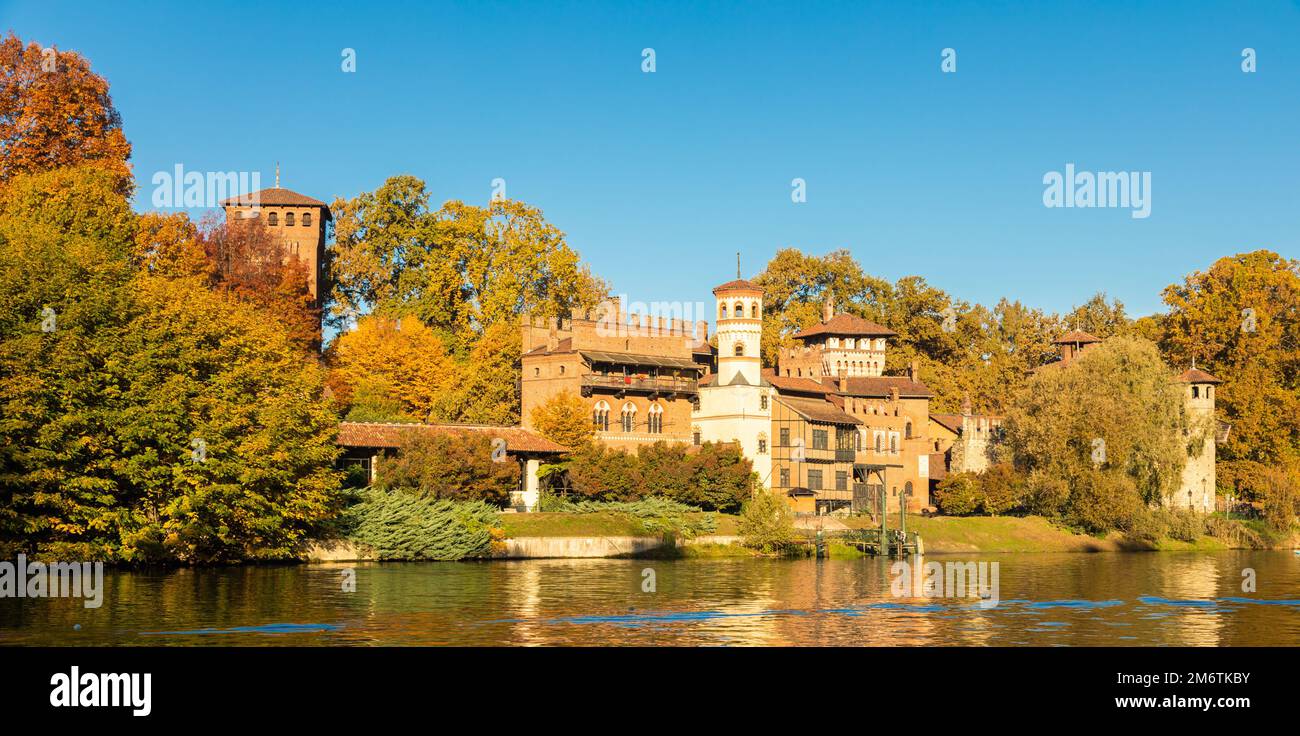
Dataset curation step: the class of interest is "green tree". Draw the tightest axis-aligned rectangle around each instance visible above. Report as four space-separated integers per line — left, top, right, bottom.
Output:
0 167 341 562
1002 336 1191 531
738 489 796 553
328 176 606 346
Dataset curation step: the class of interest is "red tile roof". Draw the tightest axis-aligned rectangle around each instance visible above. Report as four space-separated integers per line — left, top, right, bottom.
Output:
763 370 832 395
337 422 568 454
930 414 964 434
776 396 862 425
221 187 331 209
793 313 897 339
1176 367 1222 384
1053 330 1101 345
712 279 762 294
836 375 934 398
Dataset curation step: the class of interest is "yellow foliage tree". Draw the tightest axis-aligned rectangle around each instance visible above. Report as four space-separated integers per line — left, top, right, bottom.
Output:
327 315 453 421
530 391 592 450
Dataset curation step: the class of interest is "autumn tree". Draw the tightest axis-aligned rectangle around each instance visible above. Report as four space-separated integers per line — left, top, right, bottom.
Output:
326 314 453 421
375 432 519 506
530 391 593 450
0 167 340 562
752 247 1063 413
1063 292 1133 339
328 175 606 347
199 213 321 351
0 33 132 195
1155 250 1300 502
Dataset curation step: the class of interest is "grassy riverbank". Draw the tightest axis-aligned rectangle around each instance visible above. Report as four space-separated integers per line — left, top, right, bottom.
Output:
499 511 1292 555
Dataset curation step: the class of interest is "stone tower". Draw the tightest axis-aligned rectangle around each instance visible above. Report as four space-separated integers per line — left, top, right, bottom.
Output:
220 173 331 310
1174 366 1221 512
713 278 764 386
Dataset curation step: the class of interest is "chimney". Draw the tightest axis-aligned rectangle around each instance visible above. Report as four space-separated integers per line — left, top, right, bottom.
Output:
823 294 835 323
837 366 848 393
961 394 972 417
546 317 559 352
909 360 918 382
695 319 708 346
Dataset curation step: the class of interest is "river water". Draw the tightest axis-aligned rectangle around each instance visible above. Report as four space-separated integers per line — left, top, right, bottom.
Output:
2 551 1298 646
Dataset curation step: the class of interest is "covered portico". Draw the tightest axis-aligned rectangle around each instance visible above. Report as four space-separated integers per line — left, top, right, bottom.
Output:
336 422 568 511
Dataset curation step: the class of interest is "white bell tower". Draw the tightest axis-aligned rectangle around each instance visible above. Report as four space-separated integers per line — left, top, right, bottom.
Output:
714 277 763 386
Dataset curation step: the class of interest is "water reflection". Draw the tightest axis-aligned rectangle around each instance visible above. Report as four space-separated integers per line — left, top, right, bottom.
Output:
1 552 1298 646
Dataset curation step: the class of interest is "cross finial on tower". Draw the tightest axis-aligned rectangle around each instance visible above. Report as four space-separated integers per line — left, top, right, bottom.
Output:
275 162 280 188
736 252 741 279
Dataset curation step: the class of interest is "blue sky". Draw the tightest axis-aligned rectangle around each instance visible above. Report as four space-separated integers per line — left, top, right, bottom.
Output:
6 0 1298 318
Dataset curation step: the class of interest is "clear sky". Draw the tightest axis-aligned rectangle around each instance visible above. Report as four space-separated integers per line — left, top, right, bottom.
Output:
6 0 1298 318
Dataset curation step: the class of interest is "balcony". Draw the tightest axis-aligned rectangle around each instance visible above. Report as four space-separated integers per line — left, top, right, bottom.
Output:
581 374 698 398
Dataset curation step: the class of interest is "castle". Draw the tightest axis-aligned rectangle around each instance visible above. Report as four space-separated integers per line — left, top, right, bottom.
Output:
521 276 1223 515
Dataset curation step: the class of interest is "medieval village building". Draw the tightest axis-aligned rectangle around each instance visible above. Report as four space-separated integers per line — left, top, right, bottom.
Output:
520 277 1226 516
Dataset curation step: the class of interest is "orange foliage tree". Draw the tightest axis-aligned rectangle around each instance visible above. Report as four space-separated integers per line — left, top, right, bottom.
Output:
0 33 132 195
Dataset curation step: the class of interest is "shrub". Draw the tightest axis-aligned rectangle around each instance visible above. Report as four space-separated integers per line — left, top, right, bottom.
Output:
376 430 518 506
1024 471 1070 518
1069 469 1142 534
934 473 982 516
1260 468 1299 533
344 490 503 560
979 464 1026 515
738 490 796 553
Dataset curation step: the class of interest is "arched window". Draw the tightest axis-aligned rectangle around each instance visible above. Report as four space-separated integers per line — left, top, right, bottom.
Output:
648 403 663 434
303 212 312 228
757 432 768 454
751 303 759 318
874 433 883 453
734 302 744 317
592 401 610 432
890 434 898 453
268 211 278 226
285 212 295 226
621 402 637 433
904 481 913 499
905 421 913 439
734 342 744 357
720 304 727 319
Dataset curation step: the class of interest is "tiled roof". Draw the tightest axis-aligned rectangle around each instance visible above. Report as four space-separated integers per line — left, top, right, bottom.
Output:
337 422 568 454
836 376 934 398
930 414 964 434
930 412 1001 435
793 313 897 339
712 279 762 294
764 370 832 395
1176 367 1222 384
1053 330 1101 345
221 187 331 209
776 396 862 425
